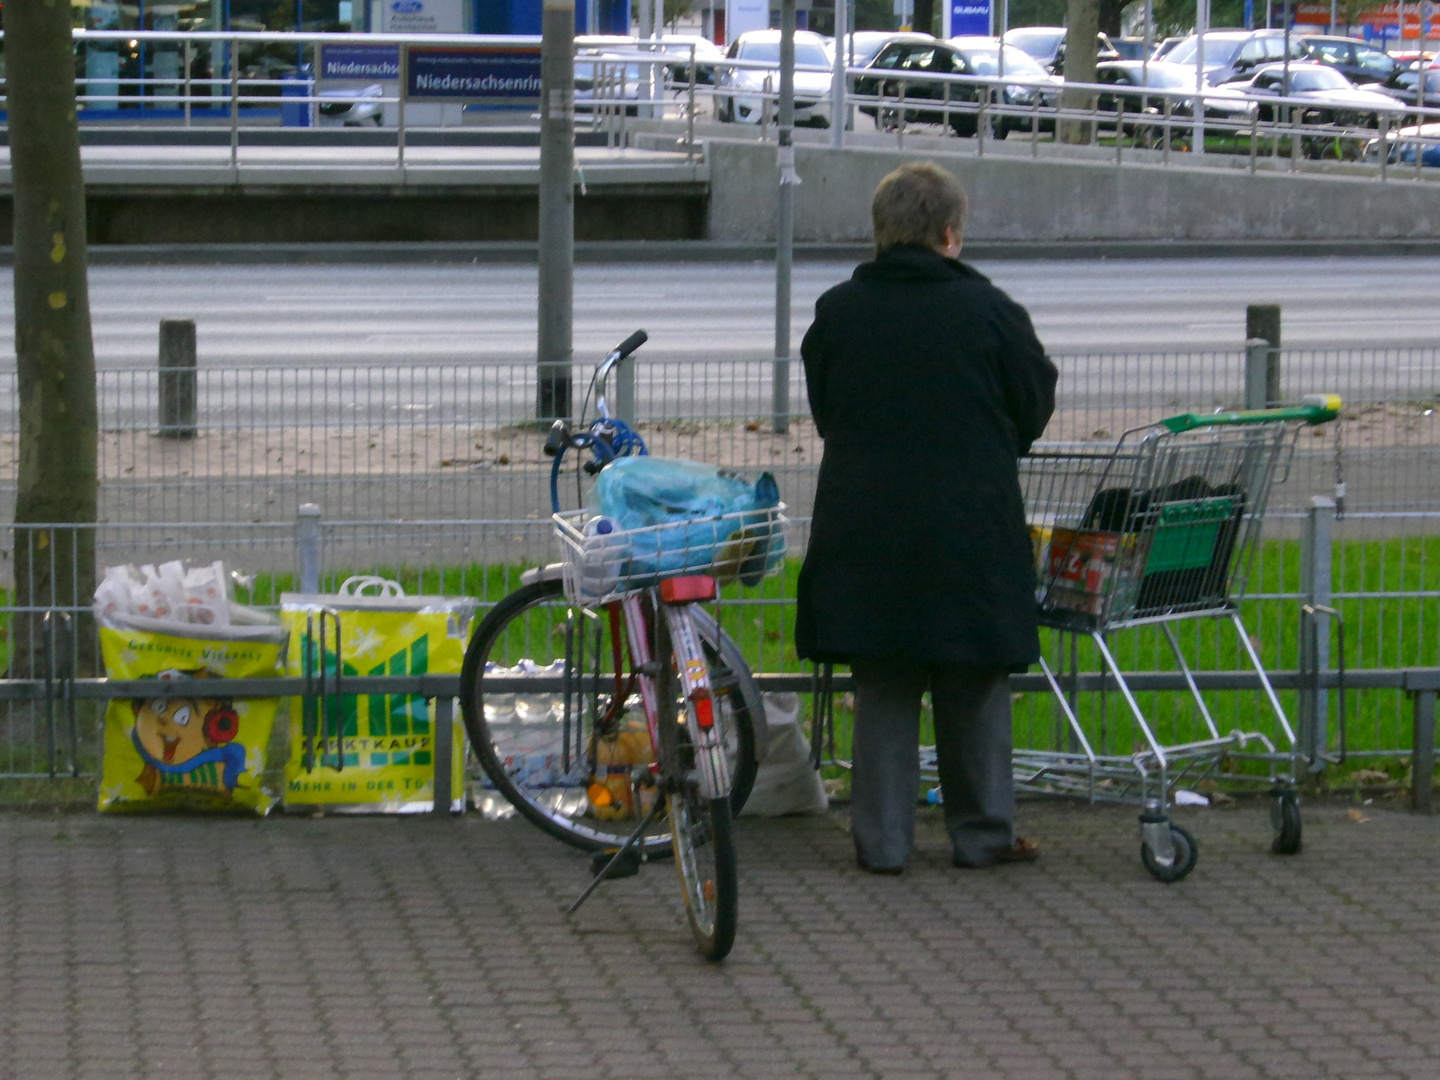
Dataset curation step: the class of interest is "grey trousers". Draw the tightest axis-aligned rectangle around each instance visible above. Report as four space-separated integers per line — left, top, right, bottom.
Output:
849 658 1015 869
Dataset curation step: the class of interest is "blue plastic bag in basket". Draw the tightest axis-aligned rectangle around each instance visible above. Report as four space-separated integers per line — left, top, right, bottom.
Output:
594 457 783 586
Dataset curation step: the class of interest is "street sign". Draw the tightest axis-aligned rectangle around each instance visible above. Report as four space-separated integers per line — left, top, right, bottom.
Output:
319 44 402 81
404 45 544 103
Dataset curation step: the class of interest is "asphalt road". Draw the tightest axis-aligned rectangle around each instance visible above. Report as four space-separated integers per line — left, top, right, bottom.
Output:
0 255 1436 370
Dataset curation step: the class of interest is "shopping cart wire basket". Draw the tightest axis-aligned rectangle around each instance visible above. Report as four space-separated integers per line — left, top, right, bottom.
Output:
1010 394 1342 882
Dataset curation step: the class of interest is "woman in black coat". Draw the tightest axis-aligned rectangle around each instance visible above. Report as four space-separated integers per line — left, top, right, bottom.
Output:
796 162 1057 874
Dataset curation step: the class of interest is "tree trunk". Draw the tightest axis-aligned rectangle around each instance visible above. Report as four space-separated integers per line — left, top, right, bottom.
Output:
8 1 100 685
1059 0 1101 144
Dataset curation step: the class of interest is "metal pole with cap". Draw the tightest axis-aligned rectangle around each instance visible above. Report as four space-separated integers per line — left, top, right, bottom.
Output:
538 0 576 421
774 0 798 435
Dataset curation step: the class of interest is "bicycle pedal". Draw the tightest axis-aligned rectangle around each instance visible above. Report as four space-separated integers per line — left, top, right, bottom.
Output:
591 847 642 880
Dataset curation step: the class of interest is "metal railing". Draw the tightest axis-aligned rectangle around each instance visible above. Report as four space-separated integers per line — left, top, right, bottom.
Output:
0 344 1437 783
2 29 1436 180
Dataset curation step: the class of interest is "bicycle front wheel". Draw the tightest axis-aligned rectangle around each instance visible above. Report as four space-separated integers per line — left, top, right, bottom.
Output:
656 612 738 962
459 576 760 855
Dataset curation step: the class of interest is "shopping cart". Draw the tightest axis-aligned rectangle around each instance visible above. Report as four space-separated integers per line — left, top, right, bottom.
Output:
1008 395 1342 881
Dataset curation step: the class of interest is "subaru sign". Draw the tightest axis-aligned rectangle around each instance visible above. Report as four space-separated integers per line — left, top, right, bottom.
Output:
392 0 424 9
947 0 991 36
405 45 543 103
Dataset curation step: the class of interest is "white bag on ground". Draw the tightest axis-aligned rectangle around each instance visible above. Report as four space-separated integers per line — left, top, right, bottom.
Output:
740 692 829 817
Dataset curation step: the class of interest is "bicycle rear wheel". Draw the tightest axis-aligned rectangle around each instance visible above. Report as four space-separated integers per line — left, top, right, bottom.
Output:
459 576 760 855
656 612 738 962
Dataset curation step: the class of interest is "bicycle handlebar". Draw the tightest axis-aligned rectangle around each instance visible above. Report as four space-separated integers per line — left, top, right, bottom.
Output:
593 329 647 420
1159 394 1343 434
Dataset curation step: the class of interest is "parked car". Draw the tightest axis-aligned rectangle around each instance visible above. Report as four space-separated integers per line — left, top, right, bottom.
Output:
1232 61 1407 126
575 51 644 116
1151 36 1185 60
829 30 933 70
715 29 833 126
854 36 1059 137
1001 26 1119 75
317 83 384 127
1378 64 1440 108
1363 122 1440 166
1162 28 1304 86
650 34 726 85
1299 34 1400 85
1093 60 1257 126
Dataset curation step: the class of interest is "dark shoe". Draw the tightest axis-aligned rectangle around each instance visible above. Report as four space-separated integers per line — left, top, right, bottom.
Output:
856 856 905 876
953 837 1040 869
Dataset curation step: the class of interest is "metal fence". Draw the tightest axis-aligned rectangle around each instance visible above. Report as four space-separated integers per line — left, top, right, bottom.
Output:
1 344 1437 782
4 29 1437 182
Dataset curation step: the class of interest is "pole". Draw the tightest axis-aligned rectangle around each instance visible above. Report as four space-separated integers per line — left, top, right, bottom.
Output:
774 0 797 435
830 0 848 147
538 0 576 421
1194 0 1208 155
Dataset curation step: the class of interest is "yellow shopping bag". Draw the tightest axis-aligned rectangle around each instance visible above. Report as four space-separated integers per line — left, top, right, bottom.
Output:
280 578 474 813
97 618 288 814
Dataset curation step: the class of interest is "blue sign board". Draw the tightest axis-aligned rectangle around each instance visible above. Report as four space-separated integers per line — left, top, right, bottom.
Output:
320 44 402 81
948 0 991 36
405 46 543 103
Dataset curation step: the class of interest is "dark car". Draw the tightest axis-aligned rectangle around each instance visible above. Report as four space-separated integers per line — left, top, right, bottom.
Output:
1300 35 1401 85
1001 26 1119 75
1094 59 1257 127
1163 28 1305 85
855 36 1058 137
1379 63 1440 107
1234 61 1407 126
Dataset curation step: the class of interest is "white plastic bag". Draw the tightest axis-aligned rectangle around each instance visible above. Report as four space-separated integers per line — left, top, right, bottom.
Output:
739 692 829 817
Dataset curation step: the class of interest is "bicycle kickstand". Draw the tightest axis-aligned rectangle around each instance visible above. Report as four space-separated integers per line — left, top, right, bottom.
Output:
565 795 665 916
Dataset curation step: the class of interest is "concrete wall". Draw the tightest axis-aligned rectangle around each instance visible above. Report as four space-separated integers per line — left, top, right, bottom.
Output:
705 138 1440 243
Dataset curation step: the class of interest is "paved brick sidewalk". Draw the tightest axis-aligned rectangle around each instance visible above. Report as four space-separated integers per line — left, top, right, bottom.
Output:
1 798 1437 1080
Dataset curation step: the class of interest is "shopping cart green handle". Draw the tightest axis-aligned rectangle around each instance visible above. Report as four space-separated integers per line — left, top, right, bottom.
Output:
1159 394 1342 434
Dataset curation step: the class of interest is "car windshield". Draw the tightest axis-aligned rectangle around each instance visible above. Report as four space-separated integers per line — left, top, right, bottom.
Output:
739 40 831 67
1167 35 1244 67
959 44 1048 78
1005 29 1065 59
1287 67 1352 91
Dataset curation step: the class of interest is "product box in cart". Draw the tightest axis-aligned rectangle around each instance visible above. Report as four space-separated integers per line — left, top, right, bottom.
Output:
1043 527 1150 620
280 577 475 813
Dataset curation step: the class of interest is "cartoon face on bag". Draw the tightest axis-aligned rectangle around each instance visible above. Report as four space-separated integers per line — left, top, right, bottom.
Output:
130 669 245 797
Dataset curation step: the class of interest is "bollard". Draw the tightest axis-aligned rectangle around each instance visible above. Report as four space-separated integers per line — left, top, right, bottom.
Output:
158 319 198 439
1244 304 1281 407
1299 496 1335 773
432 695 455 815
614 353 636 427
1411 688 1436 814
296 503 322 594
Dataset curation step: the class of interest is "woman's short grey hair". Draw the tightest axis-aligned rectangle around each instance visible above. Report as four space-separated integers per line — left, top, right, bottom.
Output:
871 161 968 255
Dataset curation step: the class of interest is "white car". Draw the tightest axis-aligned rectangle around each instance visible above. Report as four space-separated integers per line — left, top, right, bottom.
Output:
715 29 833 126
317 83 385 127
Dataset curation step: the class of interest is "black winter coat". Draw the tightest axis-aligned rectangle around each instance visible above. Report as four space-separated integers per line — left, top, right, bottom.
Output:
794 245 1058 670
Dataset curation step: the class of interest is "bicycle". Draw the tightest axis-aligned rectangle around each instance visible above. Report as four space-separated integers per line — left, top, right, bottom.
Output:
458 330 785 961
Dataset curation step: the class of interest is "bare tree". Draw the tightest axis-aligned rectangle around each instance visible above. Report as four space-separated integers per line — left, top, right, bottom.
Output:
7 1 99 681
1059 0 1100 143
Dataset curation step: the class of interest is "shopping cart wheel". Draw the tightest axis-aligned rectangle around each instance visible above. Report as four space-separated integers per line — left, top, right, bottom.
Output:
1140 821 1198 883
1270 789 1303 855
